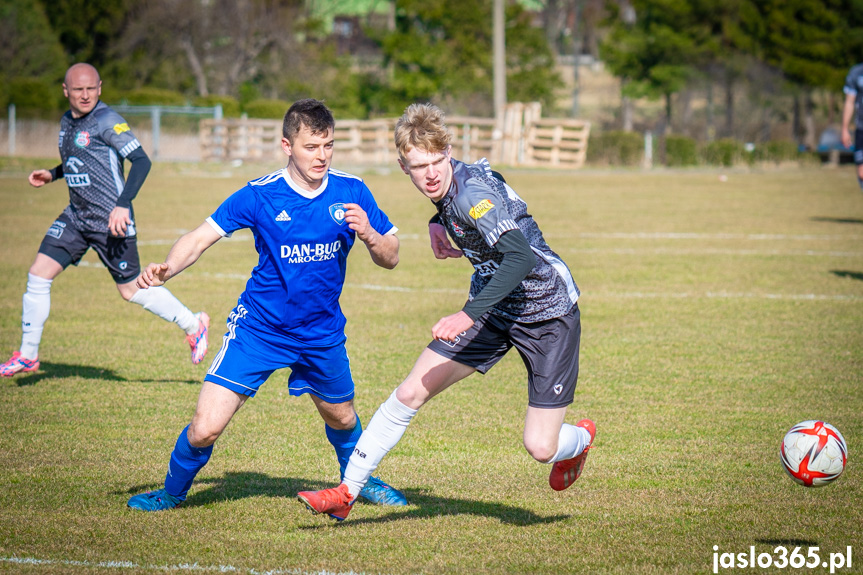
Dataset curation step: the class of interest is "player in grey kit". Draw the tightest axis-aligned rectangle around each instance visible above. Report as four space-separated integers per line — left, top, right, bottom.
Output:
841 63 863 189
0 63 208 377
298 103 595 520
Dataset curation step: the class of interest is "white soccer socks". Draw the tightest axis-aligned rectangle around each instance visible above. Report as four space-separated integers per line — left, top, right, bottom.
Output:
343 391 418 500
129 286 199 334
20 273 53 360
549 423 591 463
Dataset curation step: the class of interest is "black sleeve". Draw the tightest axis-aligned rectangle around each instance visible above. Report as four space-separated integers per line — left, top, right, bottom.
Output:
116 147 151 208
49 164 63 181
429 213 442 226
462 228 535 321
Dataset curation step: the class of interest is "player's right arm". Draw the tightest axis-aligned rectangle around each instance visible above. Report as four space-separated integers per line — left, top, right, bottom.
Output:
28 165 62 188
137 221 222 288
428 214 462 259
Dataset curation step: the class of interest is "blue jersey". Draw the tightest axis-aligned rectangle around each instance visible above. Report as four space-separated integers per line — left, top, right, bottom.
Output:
206 167 397 346
845 63 863 130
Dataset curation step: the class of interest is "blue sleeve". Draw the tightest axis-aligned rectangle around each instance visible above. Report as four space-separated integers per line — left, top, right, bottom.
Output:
209 186 257 236
845 65 862 95
356 182 397 236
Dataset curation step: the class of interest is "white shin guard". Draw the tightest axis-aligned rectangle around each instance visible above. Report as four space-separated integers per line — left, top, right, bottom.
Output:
343 391 418 499
20 273 53 360
129 286 198 334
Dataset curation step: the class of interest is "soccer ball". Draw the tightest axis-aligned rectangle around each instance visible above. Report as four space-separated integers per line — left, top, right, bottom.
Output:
780 420 847 487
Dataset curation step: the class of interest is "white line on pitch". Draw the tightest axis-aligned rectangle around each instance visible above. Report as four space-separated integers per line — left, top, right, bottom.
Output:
595 291 863 301
65 263 862 300
573 232 861 241
566 247 863 257
0 556 371 575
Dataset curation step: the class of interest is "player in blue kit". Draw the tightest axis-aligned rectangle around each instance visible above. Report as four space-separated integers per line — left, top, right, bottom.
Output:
1 63 208 378
841 63 863 189
127 99 407 511
299 103 594 521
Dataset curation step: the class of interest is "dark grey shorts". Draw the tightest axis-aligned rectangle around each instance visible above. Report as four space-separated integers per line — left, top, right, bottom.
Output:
855 130 863 165
428 304 581 408
38 212 141 284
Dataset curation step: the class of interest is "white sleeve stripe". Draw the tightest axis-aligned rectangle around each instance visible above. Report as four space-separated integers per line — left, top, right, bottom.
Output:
119 139 141 157
484 219 519 245
250 169 284 186
206 216 231 237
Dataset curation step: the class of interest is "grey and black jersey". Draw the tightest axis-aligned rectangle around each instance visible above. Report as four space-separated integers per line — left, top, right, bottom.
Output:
845 63 863 130
436 158 579 323
57 101 143 234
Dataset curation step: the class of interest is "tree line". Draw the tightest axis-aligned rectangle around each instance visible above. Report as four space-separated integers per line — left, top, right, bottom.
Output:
2 0 861 147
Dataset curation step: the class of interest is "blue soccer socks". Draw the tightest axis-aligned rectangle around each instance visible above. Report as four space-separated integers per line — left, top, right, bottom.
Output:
325 416 363 478
163 425 214 500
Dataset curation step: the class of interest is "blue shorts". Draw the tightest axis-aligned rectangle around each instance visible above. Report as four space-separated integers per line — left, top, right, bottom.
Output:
204 304 354 402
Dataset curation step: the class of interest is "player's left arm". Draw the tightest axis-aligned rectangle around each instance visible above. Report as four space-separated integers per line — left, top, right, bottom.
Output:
431 229 534 342
98 110 151 237
344 202 399 269
108 147 151 237
841 92 857 149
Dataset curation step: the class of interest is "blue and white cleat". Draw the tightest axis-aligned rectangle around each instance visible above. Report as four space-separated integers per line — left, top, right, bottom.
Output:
358 476 408 506
127 488 182 512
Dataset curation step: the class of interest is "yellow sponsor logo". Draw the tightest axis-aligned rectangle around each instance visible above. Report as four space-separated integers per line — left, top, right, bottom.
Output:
113 123 130 135
469 199 495 220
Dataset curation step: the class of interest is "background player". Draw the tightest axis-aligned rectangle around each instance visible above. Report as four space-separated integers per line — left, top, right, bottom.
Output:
1 63 208 377
841 62 863 190
127 99 407 511
298 103 594 521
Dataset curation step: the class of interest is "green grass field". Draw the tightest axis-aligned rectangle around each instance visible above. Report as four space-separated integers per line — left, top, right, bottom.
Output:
1 159 862 574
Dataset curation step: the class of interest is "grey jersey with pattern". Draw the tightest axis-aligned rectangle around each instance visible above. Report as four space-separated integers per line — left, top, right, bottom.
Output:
435 158 579 322
57 100 143 234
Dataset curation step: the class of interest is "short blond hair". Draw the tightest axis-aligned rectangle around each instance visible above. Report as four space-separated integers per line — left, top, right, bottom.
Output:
394 103 452 161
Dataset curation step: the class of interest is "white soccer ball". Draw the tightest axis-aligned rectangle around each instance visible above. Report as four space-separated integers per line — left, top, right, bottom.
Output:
780 420 847 487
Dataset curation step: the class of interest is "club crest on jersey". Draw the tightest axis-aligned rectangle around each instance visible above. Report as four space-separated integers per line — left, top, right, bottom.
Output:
449 219 466 237
75 131 90 147
329 203 347 225
468 199 494 220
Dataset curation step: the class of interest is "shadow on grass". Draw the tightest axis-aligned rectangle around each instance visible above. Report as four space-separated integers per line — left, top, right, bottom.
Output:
123 471 567 526
755 538 819 546
12 361 199 387
810 216 863 225
831 270 863 281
